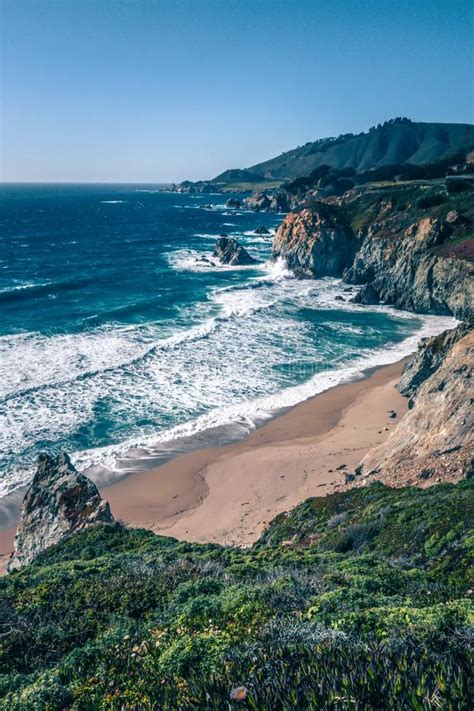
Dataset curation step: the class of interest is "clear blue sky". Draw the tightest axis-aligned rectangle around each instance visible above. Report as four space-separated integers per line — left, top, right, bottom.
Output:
1 0 473 182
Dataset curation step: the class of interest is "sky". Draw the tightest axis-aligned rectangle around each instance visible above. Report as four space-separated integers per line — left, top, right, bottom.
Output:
1 0 473 183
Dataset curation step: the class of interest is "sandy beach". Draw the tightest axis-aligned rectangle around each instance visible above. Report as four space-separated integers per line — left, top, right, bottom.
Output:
0 359 407 571
103 359 407 546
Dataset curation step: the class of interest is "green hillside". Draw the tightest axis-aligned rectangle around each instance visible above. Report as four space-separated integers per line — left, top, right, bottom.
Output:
1 480 472 709
247 119 474 180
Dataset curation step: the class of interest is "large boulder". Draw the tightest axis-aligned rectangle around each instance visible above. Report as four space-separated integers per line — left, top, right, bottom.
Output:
8 453 114 571
272 206 358 278
351 282 379 305
213 237 258 266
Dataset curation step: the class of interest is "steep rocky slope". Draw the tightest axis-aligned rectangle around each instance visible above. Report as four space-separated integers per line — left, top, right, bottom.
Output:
273 181 473 319
345 214 473 319
360 321 473 486
8 452 114 571
397 318 473 399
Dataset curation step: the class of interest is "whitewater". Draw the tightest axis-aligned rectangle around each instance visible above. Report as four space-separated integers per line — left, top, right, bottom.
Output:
0 184 455 496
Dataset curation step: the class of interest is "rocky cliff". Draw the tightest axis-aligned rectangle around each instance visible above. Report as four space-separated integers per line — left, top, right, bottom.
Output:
8 453 114 571
272 205 358 277
272 181 473 319
345 215 473 319
360 321 473 486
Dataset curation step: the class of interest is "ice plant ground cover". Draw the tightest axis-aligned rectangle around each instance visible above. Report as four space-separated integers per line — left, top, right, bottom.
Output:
1 479 472 709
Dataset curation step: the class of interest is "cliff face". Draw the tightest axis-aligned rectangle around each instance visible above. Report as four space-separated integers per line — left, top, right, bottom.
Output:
272 205 358 277
397 319 473 399
345 216 473 319
360 322 473 486
8 453 114 571
271 181 473 320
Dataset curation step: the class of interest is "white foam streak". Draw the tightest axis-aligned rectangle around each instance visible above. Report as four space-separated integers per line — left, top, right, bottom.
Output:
63 309 456 486
0 270 457 498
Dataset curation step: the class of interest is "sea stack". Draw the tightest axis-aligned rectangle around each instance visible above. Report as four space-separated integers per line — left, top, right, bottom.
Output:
213 236 258 265
8 453 114 572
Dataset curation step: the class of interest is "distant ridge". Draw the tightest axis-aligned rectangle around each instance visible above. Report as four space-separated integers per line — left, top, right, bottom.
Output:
212 168 265 183
241 119 474 181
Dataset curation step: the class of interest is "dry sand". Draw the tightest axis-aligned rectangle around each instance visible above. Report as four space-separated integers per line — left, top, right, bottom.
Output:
103 359 407 546
0 359 407 572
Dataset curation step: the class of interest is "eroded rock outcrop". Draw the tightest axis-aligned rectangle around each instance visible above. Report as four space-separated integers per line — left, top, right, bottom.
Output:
397 318 473 399
8 453 114 571
272 206 358 277
213 236 257 266
225 198 242 209
360 322 473 486
269 192 291 212
243 192 272 211
345 216 473 319
243 190 292 213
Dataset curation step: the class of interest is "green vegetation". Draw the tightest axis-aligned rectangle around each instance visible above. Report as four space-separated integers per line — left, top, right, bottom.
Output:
219 180 283 193
339 180 474 236
247 121 474 181
1 481 473 709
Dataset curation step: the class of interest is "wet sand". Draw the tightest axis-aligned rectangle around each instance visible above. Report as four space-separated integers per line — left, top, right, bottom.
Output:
0 359 407 572
103 359 407 546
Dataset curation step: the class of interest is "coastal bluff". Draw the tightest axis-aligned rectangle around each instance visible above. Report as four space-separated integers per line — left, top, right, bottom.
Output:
272 180 473 320
361 319 473 485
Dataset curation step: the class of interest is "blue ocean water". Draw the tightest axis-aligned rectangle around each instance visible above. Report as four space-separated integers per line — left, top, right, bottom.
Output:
0 184 454 495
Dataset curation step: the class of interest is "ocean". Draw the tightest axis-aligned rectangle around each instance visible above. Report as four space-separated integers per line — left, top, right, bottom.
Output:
0 184 455 496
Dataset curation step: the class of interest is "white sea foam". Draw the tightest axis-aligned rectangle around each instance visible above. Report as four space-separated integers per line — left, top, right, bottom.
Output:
242 228 276 237
0 266 456 498
256 257 294 282
165 248 263 273
0 282 50 295
100 200 128 204
39 308 454 491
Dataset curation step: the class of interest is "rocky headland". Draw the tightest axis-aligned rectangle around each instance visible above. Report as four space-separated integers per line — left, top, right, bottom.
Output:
274 179 473 319
268 172 473 488
272 204 358 277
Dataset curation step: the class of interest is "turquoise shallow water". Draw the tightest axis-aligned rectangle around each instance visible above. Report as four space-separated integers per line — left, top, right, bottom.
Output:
0 184 455 494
